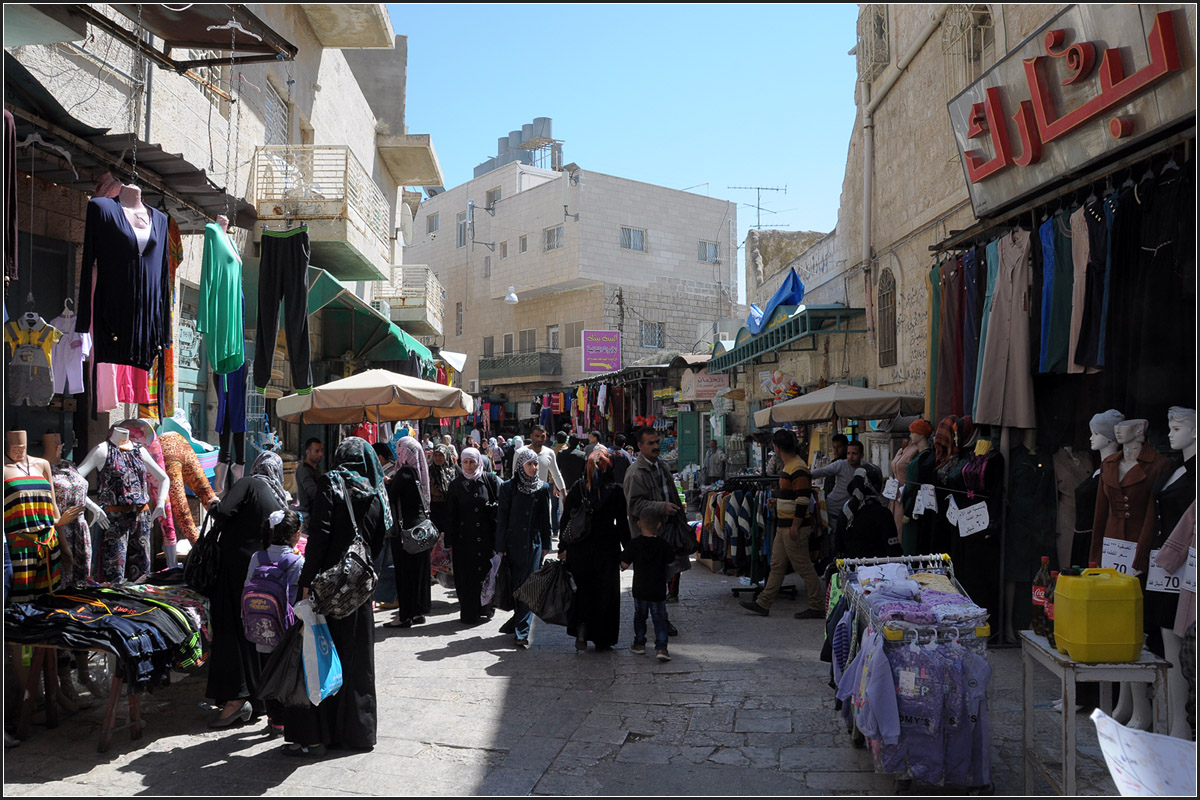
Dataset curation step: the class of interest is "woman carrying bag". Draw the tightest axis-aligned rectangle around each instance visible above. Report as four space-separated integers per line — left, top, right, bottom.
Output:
206 450 289 729
283 437 388 757
447 447 501 624
494 447 552 648
558 446 630 652
386 437 434 629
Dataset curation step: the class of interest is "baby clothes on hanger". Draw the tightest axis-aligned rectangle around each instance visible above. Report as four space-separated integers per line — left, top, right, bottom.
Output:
48 312 91 395
6 315 62 406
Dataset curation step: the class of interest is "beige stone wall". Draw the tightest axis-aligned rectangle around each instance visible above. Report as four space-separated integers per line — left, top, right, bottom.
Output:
746 230 829 304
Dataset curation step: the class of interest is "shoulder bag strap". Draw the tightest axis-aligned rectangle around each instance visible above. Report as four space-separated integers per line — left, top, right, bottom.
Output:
331 473 363 543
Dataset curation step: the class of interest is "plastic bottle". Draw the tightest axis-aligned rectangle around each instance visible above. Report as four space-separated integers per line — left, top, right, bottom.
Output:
1045 571 1059 649
1032 556 1051 636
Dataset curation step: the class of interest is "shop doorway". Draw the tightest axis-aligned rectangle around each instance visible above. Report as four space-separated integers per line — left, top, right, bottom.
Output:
175 284 208 440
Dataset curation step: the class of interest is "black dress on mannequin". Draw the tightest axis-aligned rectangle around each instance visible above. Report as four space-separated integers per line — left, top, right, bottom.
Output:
1143 457 1195 657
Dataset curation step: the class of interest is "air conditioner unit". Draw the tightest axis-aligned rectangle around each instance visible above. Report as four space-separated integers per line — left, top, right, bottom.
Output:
468 379 479 393
370 299 391 316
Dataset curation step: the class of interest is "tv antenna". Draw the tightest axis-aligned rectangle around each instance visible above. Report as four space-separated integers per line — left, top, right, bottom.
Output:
727 185 787 229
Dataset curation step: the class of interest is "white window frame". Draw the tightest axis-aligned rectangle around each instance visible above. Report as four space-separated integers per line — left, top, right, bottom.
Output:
519 234 528 254
698 240 719 263
483 335 495 358
503 333 514 355
456 212 467 248
620 226 646 253
500 240 508 259
518 328 536 354
483 255 491 278
639 320 665 349
427 212 439 235
546 324 561 352
455 302 463 337
486 187 502 207
566 321 585 349
544 225 564 252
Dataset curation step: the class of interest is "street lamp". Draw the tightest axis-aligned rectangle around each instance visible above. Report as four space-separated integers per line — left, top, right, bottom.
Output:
504 285 518 305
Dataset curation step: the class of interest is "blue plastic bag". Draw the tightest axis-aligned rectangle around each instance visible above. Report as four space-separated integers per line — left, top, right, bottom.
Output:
295 599 343 706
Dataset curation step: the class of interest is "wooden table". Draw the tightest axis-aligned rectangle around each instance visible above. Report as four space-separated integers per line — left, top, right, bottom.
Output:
1020 631 1169 795
14 644 144 752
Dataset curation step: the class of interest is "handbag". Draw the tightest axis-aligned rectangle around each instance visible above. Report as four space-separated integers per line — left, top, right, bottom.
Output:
493 554 515 611
660 513 699 556
184 511 222 597
557 494 593 548
309 483 379 619
513 558 575 626
256 621 308 708
400 518 440 554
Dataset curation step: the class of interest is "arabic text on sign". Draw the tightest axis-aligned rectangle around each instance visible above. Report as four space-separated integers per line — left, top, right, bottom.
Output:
1145 549 1185 594
946 495 961 527
1101 537 1138 575
957 501 989 537
912 484 937 518
1186 547 1197 595
882 478 899 501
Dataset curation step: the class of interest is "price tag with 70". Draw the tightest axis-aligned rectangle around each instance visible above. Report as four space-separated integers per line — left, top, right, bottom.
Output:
1101 537 1138 575
1146 549 1185 594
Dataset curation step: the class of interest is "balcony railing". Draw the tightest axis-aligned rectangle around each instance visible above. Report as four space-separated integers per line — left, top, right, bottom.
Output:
479 348 563 382
376 266 445 336
252 144 391 256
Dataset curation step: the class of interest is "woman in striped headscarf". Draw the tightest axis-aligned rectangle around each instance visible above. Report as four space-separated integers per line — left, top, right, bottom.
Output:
557 445 629 651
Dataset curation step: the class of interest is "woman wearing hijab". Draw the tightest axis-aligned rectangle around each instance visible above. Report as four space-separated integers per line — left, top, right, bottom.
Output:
428 443 458 543
206 449 290 729
283 437 388 757
487 438 504 477
447 447 502 624
386 436 434 628
557 446 629 651
370 443 400 611
495 447 552 648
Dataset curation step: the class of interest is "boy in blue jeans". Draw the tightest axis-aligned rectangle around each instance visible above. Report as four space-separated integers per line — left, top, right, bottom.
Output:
621 507 678 661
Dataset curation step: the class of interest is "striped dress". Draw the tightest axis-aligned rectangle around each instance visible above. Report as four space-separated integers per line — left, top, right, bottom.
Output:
4 474 62 601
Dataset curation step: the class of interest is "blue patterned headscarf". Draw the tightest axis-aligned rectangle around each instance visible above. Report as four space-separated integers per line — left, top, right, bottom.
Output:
328 436 392 531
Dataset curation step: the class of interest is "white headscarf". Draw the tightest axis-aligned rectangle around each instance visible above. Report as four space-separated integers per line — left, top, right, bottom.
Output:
460 447 485 481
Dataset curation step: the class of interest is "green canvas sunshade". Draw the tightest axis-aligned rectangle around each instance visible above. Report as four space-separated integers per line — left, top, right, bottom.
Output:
307 267 432 365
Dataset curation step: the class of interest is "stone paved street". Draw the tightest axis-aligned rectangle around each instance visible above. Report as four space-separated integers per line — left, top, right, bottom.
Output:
4 561 1120 796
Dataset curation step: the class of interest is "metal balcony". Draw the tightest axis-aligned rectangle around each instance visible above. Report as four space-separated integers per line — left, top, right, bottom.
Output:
479 349 563 383
251 145 391 281
375 266 445 337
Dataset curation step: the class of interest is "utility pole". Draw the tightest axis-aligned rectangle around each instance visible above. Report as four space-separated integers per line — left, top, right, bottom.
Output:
727 185 786 230
616 287 625 335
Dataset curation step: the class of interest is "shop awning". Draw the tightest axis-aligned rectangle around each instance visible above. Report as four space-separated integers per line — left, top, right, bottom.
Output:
308 268 432 365
64 4 297 71
709 305 868 374
5 55 256 232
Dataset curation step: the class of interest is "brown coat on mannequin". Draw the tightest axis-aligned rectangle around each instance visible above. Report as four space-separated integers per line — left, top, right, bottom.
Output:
1088 446 1172 567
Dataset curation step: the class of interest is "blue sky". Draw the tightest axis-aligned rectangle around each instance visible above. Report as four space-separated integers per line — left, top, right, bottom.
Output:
388 4 861 304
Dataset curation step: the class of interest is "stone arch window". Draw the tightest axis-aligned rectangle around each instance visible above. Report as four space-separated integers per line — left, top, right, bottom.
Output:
877 268 897 368
942 5 996 100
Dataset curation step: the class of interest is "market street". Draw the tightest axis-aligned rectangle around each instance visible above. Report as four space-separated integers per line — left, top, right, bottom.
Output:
4 561 1117 797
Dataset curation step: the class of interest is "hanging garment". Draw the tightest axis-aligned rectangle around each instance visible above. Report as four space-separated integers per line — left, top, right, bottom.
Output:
1005 444 1056 582
1037 217 1058 373
51 460 92 585
972 239 1001 418
4 110 15 280
1073 200 1108 371
961 247 983 415
159 432 217 545
131 433 176 548
1096 191 1119 368
6 317 62 406
935 257 963 420
76 196 172 372
975 229 1035 428
1053 448 1092 566
926 262 941 422
214 364 248 435
198 222 245 375
1143 458 1195 654
1045 209 1076 373
48 314 91 396
1066 206 1092 374
139 217 183 420
114 364 152 404
4 475 62 601
253 226 312 391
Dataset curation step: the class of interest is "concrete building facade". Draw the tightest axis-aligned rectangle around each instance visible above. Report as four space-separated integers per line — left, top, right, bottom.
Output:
403 158 738 416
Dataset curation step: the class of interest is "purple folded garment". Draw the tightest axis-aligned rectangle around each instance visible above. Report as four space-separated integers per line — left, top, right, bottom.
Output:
921 589 971 607
875 601 938 625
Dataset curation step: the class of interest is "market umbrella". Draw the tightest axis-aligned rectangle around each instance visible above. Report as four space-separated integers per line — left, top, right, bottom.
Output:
275 369 473 425
753 384 925 427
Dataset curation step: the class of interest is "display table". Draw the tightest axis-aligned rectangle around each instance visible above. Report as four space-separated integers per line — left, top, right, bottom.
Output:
15 644 144 752
1020 631 1170 795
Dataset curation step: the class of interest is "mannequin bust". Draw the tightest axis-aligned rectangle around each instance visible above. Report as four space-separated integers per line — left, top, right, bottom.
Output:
1090 429 1120 462
910 431 929 451
4 430 53 485
1115 419 1148 480
76 426 169 530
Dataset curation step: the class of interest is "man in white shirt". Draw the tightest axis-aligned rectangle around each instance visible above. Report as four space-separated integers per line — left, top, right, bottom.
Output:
703 439 727 485
529 425 566 534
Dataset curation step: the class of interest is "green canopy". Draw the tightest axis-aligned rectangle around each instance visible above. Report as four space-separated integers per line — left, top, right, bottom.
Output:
307 267 432 365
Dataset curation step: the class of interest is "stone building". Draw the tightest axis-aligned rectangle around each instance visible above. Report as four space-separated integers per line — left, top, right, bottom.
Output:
403 136 738 424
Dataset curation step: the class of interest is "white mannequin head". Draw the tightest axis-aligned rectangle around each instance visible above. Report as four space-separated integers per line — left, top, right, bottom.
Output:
1114 419 1148 446
1089 431 1115 452
1167 407 1196 457
1090 409 1125 452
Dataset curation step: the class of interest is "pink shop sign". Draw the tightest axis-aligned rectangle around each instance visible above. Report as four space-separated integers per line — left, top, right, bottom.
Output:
582 330 621 373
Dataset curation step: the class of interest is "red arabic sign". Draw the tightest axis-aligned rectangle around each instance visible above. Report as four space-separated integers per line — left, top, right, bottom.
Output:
949 5 1195 215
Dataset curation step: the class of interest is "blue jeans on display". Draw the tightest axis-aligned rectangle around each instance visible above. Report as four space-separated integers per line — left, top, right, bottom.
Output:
374 537 397 604
508 543 542 642
633 598 669 651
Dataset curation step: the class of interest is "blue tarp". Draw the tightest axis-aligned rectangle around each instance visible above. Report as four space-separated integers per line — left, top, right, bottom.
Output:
747 269 805 335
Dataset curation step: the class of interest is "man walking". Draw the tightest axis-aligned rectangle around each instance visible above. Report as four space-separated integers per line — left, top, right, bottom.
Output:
703 439 727 485
623 427 682 635
295 437 324 514
740 429 825 619
811 438 865 532
556 434 587 491
529 425 567 535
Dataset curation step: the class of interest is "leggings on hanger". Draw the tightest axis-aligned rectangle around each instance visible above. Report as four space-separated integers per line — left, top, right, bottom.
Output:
213 367 246 465
254 226 313 391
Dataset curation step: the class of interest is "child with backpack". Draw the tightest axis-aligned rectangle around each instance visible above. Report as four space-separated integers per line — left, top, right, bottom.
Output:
243 508 305 736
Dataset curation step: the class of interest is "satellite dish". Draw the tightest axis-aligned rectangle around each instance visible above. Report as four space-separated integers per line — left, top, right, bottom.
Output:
400 204 414 246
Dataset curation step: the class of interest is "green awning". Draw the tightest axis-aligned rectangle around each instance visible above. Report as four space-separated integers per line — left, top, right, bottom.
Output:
307 267 431 365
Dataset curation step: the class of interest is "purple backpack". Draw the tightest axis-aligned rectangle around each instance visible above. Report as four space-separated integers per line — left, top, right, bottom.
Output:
241 551 300 649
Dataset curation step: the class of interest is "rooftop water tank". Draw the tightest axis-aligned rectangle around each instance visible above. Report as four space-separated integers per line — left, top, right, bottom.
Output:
533 117 552 140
